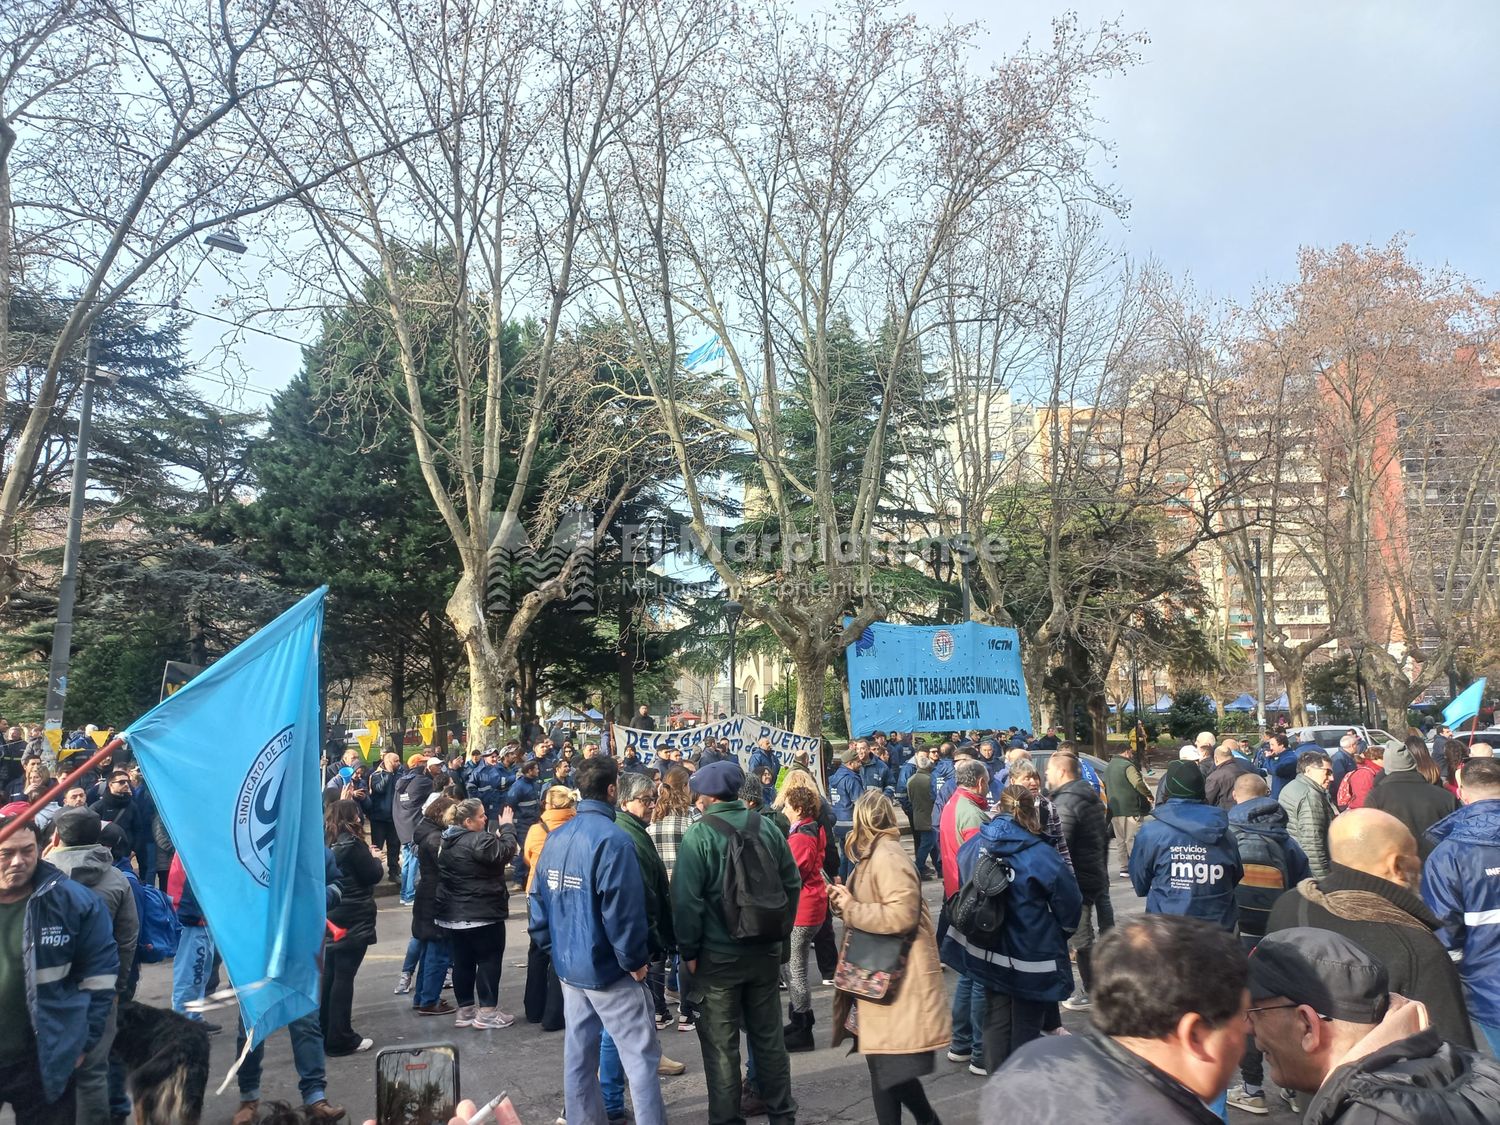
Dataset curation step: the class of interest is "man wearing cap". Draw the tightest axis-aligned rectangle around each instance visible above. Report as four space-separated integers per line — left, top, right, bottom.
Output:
670 760 800 1125
1364 736 1458 861
827 745 865 880
469 746 513 823
1156 745 1208 806
1130 761 1242 931
981 914 1249 1124
1423 756 1500 1055
1247 927 1500 1124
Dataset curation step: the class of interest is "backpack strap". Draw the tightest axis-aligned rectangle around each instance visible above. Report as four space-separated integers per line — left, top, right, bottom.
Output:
702 813 737 841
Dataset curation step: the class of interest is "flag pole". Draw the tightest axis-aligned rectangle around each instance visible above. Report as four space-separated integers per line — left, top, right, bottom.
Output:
0 736 126 847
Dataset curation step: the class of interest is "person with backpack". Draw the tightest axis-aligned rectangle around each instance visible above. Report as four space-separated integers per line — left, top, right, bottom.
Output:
782 786 828 1052
942 784 1081 1079
670 760 800 1125
1222 772 1310 1113
1337 740 1384 811
828 791 950 1125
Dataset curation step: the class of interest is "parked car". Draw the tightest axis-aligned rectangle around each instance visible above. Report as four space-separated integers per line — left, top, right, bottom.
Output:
1294 725 1403 754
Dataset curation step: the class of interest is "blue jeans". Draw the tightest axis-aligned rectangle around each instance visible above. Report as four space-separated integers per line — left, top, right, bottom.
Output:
835 825 854 880
1481 1022 1500 1057
400 842 418 903
563 975 665 1125
914 830 939 875
171 925 215 1019
950 973 987 1057
236 1010 328 1105
403 937 422 974
600 1031 626 1118
414 940 452 1007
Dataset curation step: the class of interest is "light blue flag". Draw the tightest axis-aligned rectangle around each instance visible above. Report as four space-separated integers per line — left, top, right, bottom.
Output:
124 587 327 1054
683 335 726 371
1443 677 1487 729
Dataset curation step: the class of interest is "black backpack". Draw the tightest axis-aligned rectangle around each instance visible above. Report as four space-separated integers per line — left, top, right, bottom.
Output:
703 811 789 941
945 849 1014 951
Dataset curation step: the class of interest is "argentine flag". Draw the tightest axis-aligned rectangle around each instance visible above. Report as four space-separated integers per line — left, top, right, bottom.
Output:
683 335 727 372
125 587 328 1055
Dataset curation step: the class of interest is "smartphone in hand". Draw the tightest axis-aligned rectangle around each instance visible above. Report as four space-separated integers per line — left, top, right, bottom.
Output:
376 1043 460 1125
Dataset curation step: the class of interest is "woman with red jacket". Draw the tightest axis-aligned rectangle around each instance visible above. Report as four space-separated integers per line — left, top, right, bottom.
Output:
783 786 828 1051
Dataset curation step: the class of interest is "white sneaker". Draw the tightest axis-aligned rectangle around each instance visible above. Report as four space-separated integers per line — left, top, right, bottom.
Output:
354 1038 374 1052
1061 993 1092 1011
1226 1086 1269 1115
946 1049 971 1063
968 1061 988 1076
820 978 835 986
394 972 414 994
472 1007 515 1029
454 1005 477 1028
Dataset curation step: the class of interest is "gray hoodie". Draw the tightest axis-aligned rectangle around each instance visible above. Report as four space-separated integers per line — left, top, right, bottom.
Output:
48 844 138 992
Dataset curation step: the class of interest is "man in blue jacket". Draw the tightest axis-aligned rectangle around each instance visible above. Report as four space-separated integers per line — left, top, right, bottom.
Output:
1129 761 1243 932
507 759 543 889
827 745 865 878
1423 756 1500 1055
528 757 664 1125
746 737 778 784
469 745 514 823
1255 733 1301 800
366 749 404 883
0 814 119 1122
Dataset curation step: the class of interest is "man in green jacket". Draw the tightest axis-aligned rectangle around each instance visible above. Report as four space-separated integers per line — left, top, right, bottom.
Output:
1105 744 1154 876
671 761 801 1125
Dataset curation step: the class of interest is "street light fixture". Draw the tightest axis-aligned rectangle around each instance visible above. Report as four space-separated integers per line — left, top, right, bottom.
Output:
724 598 744 716
203 226 248 256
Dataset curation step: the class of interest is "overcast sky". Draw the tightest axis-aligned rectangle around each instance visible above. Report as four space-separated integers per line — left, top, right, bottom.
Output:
191 1 1500 405
939 0 1500 299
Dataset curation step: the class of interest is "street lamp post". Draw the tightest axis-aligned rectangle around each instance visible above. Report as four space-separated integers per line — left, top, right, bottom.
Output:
1252 537 1267 739
44 337 113 730
724 599 744 716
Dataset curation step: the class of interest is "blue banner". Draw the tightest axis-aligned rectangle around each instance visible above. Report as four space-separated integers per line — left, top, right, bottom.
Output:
846 621 1031 736
125 588 327 1052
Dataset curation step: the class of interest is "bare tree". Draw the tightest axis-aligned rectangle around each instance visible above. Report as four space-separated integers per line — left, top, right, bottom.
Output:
1237 240 1500 719
595 4 1142 732
264 0 699 737
0 0 425 598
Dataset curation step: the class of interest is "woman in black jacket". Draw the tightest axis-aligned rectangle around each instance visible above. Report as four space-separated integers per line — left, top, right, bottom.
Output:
323 798 383 1055
437 797 518 1030
408 795 457 1015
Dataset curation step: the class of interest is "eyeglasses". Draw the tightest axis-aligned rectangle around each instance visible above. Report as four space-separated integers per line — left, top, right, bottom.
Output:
1245 1002 1331 1021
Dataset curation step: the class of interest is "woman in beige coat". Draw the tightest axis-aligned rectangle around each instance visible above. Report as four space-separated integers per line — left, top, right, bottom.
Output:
830 790 951 1125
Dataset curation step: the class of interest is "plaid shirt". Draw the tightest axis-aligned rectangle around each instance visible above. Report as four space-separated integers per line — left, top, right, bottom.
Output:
649 812 695 880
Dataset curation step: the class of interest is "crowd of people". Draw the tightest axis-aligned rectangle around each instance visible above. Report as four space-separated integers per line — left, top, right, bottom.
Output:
2 719 1499 1125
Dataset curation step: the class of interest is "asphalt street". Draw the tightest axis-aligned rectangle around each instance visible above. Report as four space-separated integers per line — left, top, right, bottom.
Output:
85 849 1300 1125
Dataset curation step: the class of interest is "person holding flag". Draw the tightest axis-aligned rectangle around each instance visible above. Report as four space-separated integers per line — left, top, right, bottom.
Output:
118 588 342 1114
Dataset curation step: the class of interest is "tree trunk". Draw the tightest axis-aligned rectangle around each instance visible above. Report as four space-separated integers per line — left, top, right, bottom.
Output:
793 653 827 736
446 571 504 752
390 632 406 721
1087 691 1110 755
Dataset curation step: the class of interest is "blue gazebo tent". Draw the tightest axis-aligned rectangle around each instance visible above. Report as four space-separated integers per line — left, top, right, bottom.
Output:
1151 694 1174 713
1226 693 1257 712
1269 692 1290 711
